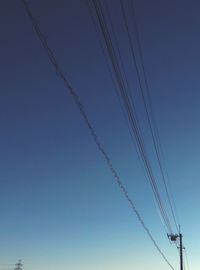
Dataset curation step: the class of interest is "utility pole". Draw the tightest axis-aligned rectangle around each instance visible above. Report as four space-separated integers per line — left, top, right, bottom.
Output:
168 229 184 270
14 260 23 270
179 233 183 270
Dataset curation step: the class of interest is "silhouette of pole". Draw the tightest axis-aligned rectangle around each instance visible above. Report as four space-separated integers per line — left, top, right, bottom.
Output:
168 228 184 270
179 233 183 270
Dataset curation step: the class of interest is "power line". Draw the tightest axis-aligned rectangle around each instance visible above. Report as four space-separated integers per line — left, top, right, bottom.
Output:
102 0 178 233
86 0 152 192
119 0 178 232
20 1 175 269
89 0 173 234
124 0 179 231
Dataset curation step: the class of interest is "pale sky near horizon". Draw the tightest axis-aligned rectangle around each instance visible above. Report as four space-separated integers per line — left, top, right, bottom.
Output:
1 1 200 270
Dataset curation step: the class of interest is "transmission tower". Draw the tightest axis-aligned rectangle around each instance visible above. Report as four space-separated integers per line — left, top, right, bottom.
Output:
14 260 23 270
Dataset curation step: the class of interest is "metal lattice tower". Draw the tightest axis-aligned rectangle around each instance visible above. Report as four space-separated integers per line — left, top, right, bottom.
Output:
14 260 23 270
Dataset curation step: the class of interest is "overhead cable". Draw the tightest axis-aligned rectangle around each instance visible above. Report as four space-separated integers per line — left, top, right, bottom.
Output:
89 0 173 234
20 1 175 269
120 0 179 232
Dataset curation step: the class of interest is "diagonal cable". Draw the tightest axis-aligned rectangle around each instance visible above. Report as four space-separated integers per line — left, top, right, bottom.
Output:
20 1 175 269
90 0 173 234
123 0 179 231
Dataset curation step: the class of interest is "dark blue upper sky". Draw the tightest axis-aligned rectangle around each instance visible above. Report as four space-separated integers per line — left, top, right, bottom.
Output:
1 1 200 270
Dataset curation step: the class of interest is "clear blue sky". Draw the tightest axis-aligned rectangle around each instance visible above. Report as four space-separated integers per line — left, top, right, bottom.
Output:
1 1 200 270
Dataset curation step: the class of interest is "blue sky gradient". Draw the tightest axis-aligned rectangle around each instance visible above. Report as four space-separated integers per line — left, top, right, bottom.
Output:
1 1 200 270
